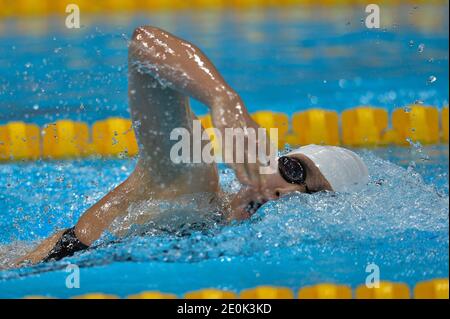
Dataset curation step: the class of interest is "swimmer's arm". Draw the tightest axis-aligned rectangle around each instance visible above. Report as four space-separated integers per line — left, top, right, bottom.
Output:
130 26 268 188
13 230 67 266
129 26 240 112
15 167 145 266
72 179 133 246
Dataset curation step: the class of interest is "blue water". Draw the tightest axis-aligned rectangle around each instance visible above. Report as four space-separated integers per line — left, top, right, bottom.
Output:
0 6 448 124
0 5 449 298
0 147 448 298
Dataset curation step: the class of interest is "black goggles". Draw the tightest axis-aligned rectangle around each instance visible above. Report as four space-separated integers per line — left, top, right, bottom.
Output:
278 156 307 185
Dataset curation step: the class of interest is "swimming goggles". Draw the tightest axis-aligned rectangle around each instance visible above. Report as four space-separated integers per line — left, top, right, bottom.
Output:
278 156 307 185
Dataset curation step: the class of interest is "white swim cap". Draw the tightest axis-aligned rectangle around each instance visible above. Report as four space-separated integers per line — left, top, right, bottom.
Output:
287 144 369 192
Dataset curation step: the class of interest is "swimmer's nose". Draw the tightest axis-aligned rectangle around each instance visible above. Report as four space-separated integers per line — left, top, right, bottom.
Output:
268 187 302 199
261 188 282 201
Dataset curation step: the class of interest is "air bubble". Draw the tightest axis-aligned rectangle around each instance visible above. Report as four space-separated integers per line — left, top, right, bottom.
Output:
428 75 437 84
418 43 425 53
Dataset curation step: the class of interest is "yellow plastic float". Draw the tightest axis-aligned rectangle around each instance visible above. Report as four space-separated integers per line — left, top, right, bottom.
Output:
240 286 294 299
251 111 289 148
0 104 448 162
342 107 388 146
184 288 237 299
392 105 440 145
0 121 40 161
127 291 178 299
442 106 449 143
92 117 139 157
18 277 450 299
414 278 449 299
104 0 139 12
72 293 119 299
292 109 339 146
298 283 352 299
192 0 225 9
1 0 449 17
42 120 90 159
8 0 49 16
355 281 410 299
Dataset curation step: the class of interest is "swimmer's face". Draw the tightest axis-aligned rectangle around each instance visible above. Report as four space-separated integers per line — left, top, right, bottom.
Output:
229 154 333 221
260 154 332 200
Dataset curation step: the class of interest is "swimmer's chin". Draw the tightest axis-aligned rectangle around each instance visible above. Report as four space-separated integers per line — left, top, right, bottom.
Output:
226 188 267 222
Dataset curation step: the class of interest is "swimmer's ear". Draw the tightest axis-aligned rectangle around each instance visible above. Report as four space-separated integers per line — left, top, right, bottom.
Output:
304 177 333 194
293 156 333 193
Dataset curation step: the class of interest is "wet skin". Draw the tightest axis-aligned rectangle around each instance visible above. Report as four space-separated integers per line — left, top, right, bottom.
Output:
15 26 331 266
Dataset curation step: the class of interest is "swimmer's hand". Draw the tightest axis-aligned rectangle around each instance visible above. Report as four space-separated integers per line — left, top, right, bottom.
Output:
228 186 267 221
13 230 66 267
211 95 273 191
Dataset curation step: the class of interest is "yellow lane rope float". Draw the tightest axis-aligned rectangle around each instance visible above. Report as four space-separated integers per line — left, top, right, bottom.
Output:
1 0 448 18
1 105 448 162
22 278 449 299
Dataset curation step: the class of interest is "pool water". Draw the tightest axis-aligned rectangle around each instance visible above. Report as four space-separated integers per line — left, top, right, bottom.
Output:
0 6 448 123
0 5 449 298
0 146 448 297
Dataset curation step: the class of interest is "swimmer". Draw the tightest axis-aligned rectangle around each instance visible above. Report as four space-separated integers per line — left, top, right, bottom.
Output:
15 26 369 266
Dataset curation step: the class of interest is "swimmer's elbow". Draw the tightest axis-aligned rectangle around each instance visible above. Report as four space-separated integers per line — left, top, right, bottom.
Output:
131 26 164 44
130 26 166 60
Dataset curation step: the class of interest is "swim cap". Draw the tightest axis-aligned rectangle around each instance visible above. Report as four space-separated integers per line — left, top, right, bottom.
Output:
287 144 369 192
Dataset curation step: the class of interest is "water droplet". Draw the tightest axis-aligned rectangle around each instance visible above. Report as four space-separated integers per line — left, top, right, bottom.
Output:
418 43 425 53
133 120 141 129
428 75 437 84
33 104 39 110
309 95 318 105
408 40 415 47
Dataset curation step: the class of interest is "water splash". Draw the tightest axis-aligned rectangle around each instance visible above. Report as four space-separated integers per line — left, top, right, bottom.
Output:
0 150 447 283
406 138 431 162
